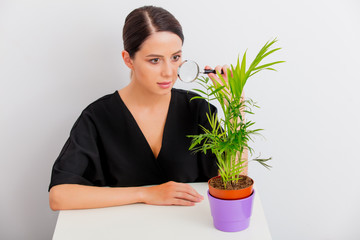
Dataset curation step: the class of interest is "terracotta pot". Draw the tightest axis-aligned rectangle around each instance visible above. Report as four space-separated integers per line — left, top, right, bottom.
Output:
208 175 254 200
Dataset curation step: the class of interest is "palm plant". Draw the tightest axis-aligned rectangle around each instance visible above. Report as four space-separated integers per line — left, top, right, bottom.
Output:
188 38 284 189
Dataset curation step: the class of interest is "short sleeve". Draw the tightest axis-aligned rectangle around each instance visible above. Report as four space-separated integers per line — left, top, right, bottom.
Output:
48 110 106 191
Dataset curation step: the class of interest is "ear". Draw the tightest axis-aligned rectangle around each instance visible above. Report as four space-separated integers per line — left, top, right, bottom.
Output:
122 50 134 69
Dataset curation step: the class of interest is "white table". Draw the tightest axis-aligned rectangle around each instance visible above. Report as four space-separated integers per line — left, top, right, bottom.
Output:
53 183 272 240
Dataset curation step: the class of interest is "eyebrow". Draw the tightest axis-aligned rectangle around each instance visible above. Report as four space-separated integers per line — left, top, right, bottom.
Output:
145 50 182 58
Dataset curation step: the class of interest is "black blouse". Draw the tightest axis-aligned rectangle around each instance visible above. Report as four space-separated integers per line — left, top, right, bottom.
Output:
49 88 218 190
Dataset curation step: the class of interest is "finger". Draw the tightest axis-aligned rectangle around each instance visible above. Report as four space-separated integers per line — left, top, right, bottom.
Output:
208 65 223 86
174 191 202 203
176 183 203 200
186 185 204 200
222 65 230 78
204 65 217 81
172 198 195 206
214 65 223 75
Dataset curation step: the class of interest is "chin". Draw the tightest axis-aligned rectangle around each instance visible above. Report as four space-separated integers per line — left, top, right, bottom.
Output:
158 87 173 95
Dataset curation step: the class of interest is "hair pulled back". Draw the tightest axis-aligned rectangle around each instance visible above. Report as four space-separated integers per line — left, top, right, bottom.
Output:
123 6 184 58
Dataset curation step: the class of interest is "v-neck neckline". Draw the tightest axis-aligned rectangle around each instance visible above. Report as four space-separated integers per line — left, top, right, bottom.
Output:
115 90 174 160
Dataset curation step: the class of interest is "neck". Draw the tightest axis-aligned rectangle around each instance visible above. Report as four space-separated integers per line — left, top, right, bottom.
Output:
119 81 171 108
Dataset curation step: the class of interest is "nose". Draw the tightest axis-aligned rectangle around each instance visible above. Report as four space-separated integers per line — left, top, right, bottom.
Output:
161 60 175 78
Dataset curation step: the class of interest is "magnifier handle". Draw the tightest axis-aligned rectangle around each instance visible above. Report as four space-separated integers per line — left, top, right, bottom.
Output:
203 69 224 74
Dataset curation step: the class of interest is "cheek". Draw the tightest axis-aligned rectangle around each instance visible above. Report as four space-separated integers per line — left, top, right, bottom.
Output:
134 63 160 81
143 64 160 77
175 62 182 71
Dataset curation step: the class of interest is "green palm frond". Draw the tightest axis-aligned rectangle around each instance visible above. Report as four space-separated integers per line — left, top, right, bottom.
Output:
187 38 284 189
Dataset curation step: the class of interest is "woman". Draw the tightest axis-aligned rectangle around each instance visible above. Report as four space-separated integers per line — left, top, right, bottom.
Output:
49 6 229 210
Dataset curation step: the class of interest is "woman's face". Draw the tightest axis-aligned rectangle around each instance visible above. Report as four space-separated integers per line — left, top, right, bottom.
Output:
126 31 183 95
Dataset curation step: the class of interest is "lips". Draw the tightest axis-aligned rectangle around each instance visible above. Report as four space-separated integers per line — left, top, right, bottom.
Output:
157 81 172 89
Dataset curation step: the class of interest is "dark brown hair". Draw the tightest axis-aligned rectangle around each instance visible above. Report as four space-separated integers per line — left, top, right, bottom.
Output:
123 6 184 58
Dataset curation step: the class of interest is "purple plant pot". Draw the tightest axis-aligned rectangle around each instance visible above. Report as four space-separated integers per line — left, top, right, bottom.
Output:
207 190 255 232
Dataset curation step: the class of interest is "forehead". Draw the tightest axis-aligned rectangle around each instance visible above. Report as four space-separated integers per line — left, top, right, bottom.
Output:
137 31 182 56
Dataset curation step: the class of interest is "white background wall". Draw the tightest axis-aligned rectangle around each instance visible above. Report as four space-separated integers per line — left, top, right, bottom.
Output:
1 0 359 239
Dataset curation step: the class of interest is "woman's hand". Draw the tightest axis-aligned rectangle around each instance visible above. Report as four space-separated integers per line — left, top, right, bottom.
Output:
205 65 231 88
205 64 233 103
141 181 204 206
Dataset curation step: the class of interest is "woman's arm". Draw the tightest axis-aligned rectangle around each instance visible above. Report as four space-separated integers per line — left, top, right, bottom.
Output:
49 181 204 210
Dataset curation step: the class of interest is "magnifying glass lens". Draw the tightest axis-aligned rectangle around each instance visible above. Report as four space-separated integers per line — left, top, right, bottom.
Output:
178 60 199 83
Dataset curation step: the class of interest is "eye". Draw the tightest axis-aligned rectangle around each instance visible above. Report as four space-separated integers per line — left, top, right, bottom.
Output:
171 55 181 62
150 58 160 64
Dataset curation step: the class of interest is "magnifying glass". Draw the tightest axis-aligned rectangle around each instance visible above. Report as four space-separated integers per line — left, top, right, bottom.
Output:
177 60 222 83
